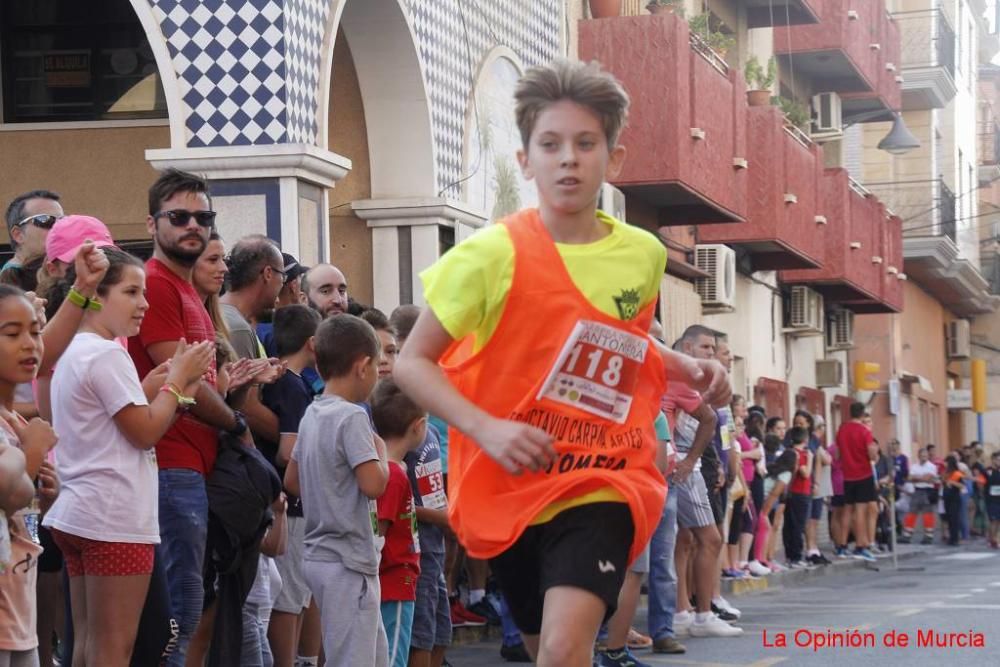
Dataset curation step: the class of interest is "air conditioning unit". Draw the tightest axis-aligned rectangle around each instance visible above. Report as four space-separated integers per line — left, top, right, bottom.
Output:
811 92 843 136
694 244 737 310
826 309 855 350
816 359 845 387
598 183 627 221
947 319 971 359
786 286 825 335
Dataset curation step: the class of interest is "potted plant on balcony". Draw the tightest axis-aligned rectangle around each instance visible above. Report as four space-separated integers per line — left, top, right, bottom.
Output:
689 13 736 59
646 0 684 15
589 0 622 18
775 96 811 131
744 55 776 106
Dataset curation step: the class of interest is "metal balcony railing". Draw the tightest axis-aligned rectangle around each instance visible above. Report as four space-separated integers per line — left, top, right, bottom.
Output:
864 178 957 243
979 119 1000 165
892 9 956 77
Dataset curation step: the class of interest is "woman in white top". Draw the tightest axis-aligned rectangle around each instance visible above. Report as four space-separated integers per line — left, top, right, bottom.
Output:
42 248 213 667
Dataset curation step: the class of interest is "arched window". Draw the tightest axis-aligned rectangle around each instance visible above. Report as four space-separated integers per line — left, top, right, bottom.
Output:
1 0 167 122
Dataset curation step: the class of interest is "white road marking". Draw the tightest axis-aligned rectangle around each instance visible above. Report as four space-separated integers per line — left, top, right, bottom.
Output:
934 552 997 561
949 593 972 599
895 608 923 617
971 588 986 593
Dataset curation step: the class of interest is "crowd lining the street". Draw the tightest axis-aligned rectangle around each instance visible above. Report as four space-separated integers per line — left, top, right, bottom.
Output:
0 59 998 667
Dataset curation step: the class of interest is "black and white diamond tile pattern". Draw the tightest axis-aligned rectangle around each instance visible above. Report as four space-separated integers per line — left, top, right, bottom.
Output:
152 0 289 147
285 0 329 144
408 0 562 196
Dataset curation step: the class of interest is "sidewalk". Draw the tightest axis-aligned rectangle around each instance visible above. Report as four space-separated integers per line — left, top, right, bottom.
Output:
451 540 939 648
722 541 932 597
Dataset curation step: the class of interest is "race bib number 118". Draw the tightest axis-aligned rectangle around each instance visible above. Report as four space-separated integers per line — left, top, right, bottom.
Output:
538 320 649 424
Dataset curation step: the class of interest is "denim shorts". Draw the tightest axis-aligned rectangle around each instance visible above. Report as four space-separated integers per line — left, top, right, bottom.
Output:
409 550 451 650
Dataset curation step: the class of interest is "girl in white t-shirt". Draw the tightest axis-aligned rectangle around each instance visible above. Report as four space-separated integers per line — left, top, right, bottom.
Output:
42 249 213 667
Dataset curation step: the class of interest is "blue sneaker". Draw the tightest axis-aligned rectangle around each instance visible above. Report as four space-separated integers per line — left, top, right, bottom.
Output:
851 548 877 562
598 647 652 667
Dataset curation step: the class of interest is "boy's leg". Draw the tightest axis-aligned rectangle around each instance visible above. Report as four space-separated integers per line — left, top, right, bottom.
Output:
603 550 647 651
409 552 449 666
673 528 693 613
303 560 382 666
691 525 722 612
492 503 633 665
270 516 310 667
297 599 321 665
537 587 607 667
647 488 679 643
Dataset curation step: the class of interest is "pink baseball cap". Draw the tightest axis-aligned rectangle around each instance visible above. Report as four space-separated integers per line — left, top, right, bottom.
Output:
45 215 115 263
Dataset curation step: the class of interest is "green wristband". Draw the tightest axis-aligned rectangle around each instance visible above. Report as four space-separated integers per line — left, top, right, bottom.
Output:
67 287 102 312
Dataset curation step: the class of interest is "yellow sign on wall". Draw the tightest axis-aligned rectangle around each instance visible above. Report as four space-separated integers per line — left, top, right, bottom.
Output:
972 359 987 413
854 361 881 391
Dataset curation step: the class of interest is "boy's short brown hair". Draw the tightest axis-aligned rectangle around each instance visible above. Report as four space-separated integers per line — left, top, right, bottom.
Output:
371 377 425 440
315 314 380 380
514 59 630 150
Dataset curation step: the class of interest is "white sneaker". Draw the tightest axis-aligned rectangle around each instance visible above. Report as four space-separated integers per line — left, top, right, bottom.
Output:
673 610 694 638
747 560 772 576
690 613 745 637
713 596 741 619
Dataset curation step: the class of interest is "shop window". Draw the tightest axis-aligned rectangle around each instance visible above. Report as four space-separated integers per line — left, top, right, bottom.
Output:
0 0 167 123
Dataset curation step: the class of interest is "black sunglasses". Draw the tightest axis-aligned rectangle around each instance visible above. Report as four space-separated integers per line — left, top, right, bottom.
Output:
153 209 217 228
16 214 61 229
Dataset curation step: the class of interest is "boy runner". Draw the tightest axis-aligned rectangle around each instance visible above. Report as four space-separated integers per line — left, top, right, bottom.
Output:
395 59 729 666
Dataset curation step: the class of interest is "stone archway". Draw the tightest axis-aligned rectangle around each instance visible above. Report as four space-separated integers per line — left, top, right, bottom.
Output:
320 0 437 198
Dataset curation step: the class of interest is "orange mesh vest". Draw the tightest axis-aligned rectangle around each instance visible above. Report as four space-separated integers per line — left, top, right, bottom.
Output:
440 209 667 563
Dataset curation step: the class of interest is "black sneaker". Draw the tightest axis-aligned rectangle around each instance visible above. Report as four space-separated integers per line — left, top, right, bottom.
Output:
710 603 739 622
468 599 501 626
500 642 532 662
809 553 831 565
898 535 911 544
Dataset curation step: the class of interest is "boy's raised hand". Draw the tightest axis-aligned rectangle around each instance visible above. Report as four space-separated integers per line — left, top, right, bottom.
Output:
474 417 556 475
166 338 216 396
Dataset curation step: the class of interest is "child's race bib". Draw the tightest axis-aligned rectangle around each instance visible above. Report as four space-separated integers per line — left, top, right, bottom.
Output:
414 459 447 510
538 320 649 424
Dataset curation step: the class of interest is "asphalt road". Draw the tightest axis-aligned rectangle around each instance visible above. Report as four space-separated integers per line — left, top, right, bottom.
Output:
446 543 1000 666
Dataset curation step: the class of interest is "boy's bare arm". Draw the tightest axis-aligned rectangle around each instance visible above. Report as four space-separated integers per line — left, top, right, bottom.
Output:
672 402 718 482
415 506 450 529
394 309 556 475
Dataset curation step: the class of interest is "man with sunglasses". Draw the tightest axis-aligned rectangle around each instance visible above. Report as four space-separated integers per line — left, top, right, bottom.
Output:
127 168 252 667
3 189 63 270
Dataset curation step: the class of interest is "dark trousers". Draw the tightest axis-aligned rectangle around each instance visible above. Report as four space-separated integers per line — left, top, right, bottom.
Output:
944 487 962 545
783 493 811 562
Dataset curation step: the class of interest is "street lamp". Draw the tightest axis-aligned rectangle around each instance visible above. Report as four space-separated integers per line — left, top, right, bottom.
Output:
876 112 921 155
842 109 920 155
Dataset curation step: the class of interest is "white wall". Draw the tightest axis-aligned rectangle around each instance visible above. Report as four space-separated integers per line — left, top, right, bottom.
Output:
955 0 982 266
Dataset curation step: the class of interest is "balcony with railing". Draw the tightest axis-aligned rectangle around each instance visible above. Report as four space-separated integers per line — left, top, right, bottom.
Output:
892 8 958 109
979 114 1000 183
619 0 819 26
774 0 884 95
865 178 956 243
779 169 897 311
697 106 825 269
578 12 748 223
839 10 903 122
864 178 996 314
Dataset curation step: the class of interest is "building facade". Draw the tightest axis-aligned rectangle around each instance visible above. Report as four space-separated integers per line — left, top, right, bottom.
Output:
2 0 995 446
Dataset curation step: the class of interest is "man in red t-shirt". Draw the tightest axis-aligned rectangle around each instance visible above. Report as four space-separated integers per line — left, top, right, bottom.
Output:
833 402 879 562
128 168 252 666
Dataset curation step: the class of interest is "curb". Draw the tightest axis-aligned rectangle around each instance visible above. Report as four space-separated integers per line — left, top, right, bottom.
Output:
723 545 934 597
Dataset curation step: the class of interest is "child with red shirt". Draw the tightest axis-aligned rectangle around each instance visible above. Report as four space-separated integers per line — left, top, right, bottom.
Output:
781 427 813 567
372 378 426 667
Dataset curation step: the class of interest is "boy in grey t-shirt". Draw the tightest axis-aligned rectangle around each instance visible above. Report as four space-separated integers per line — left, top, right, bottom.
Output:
286 315 390 667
